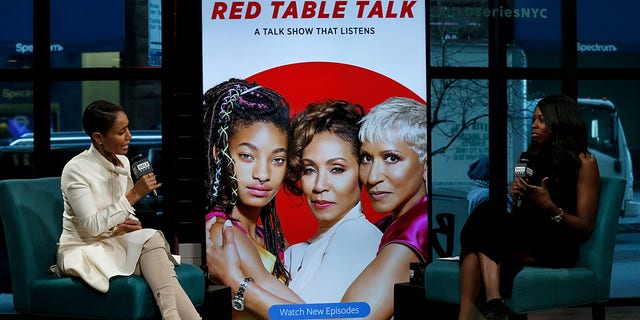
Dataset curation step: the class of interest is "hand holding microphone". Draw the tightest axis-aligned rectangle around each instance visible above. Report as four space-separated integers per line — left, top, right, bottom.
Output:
130 154 161 204
513 152 533 208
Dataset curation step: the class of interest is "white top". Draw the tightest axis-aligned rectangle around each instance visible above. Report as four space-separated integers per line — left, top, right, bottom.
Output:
284 202 382 303
55 144 174 293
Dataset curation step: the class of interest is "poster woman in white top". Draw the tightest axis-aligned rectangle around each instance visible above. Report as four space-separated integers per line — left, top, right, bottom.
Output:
282 100 382 303
206 100 381 315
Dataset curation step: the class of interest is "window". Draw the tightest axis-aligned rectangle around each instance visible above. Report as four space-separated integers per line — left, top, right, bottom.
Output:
0 0 164 178
428 0 639 301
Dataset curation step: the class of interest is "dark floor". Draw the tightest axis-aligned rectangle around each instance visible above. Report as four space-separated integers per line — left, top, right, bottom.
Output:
528 305 640 320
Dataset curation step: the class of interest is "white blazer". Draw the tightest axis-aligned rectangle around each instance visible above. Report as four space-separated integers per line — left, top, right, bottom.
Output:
55 144 174 293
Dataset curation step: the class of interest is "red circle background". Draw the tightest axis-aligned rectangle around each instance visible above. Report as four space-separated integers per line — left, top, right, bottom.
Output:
246 61 425 245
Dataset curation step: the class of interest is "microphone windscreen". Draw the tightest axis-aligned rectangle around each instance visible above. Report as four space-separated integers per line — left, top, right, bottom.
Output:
514 152 533 178
129 154 160 205
130 154 154 180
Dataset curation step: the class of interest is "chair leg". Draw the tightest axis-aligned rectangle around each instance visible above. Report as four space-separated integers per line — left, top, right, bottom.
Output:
592 303 605 320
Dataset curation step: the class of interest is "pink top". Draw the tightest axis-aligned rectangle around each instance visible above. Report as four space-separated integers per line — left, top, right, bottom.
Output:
206 210 284 264
375 196 429 262
206 210 265 238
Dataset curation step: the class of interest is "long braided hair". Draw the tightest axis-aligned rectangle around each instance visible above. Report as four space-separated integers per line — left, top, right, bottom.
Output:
203 78 291 283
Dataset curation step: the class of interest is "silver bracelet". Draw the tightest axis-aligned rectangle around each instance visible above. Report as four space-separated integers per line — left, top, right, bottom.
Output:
551 207 565 223
231 277 253 311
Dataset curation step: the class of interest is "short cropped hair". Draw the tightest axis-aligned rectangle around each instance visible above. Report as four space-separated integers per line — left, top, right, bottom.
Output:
359 97 427 163
82 100 125 138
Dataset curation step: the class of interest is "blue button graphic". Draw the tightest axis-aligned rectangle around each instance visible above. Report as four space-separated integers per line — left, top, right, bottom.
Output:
268 302 370 319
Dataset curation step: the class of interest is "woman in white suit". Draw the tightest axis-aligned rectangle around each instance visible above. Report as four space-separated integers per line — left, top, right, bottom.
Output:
53 100 200 320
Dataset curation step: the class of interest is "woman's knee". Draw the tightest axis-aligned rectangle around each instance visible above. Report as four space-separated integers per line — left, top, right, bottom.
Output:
460 252 478 268
143 232 166 250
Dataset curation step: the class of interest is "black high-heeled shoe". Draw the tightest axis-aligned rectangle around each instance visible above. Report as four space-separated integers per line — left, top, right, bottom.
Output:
483 298 510 320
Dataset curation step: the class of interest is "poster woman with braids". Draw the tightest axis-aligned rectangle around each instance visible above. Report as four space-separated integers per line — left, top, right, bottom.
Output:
203 78 304 319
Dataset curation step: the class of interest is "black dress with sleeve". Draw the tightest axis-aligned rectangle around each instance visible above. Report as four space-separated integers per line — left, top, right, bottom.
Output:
459 146 581 297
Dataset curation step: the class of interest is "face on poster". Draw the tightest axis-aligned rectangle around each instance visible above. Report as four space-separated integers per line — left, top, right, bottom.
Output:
202 0 426 244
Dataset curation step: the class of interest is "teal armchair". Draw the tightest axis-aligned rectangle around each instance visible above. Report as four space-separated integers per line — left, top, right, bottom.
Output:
424 176 626 319
0 177 206 319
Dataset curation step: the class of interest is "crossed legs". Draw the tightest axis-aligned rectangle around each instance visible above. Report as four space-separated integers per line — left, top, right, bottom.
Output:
459 252 501 320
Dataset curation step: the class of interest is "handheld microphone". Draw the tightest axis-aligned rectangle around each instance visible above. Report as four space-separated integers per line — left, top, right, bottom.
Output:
130 154 159 203
513 152 533 207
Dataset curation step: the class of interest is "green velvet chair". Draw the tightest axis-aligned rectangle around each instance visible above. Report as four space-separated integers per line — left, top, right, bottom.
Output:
424 176 626 319
0 177 206 319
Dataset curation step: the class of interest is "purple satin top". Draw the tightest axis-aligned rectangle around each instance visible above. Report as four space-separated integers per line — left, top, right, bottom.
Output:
375 196 429 262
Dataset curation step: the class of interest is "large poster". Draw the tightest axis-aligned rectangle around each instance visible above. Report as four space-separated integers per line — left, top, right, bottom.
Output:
202 0 426 245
